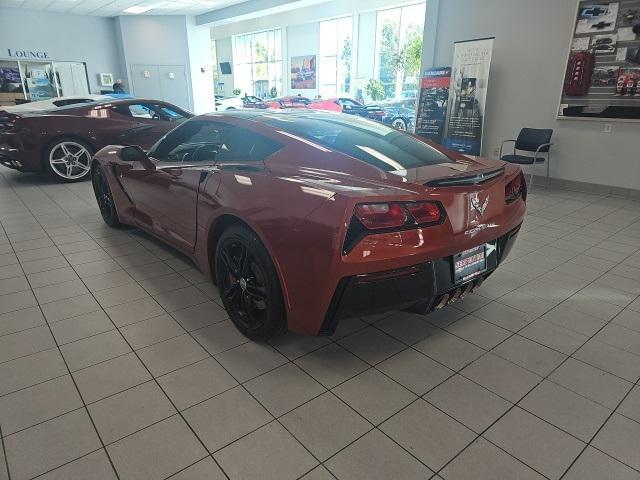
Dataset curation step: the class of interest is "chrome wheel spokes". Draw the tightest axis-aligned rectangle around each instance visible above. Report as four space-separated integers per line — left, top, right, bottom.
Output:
49 141 91 180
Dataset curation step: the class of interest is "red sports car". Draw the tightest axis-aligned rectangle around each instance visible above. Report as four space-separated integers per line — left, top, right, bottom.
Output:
0 98 191 182
91 110 526 339
262 95 311 109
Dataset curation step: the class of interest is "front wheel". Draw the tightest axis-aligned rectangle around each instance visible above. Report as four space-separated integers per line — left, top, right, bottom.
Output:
91 165 121 227
391 117 408 131
44 138 93 182
215 225 286 340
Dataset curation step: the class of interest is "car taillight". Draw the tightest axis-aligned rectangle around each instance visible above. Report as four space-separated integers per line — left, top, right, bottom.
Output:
354 203 407 229
505 173 525 204
353 201 445 230
344 201 445 253
405 202 442 225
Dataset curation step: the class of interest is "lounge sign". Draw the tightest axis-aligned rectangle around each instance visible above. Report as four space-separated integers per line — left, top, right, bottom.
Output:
6 49 50 59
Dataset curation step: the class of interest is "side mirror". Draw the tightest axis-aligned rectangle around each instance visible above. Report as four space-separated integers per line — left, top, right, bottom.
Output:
121 145 155 170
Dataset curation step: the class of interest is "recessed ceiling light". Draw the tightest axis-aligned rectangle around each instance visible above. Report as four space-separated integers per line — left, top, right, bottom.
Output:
123 6 152 14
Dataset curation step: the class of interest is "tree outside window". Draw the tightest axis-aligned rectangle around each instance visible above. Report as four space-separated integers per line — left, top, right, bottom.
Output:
319 16 353 98
233 29 282 98
374 3 425 100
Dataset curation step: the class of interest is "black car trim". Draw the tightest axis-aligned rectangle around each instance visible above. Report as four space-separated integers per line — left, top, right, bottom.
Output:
424 167 505 187
322 223 522 335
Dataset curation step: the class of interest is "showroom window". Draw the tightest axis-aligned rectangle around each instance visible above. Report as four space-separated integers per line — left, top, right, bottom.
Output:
373 2 425 100
318 16 353 98
233 29 282 99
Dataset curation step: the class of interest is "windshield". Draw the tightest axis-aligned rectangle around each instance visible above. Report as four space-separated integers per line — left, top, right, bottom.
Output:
263 113 451 171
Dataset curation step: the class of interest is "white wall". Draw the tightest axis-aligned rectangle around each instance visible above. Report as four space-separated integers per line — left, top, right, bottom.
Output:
425 0 640 191
115 15 214 113
187 18 216 114
115 15 191 98
0 7 123 93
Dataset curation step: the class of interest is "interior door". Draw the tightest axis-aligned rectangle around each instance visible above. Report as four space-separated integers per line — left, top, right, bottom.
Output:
158 65 190 111
130 65 161 99
54 62 89 96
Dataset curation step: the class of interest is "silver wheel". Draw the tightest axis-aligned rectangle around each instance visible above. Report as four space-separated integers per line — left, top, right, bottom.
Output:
48 141 91 180
392 118 407 131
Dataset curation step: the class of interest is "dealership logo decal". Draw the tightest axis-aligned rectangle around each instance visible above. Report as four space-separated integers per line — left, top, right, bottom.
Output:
471 194 489 216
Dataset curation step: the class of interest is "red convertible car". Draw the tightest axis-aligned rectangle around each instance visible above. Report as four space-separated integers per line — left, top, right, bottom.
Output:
91 110 526 339
0 98 191 182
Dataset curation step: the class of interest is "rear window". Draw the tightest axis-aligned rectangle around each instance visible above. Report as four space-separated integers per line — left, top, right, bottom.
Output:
263 114 451 171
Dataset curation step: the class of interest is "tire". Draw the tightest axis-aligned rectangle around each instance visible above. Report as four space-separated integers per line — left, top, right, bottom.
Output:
391 117 407 132
91 164 121 228
43 137 93 182
391 117 408 131
215 224 286 340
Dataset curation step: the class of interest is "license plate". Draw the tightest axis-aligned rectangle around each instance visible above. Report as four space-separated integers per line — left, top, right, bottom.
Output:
453 245 487 283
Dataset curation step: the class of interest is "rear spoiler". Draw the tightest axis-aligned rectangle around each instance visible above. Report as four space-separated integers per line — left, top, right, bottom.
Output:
424 167 505 187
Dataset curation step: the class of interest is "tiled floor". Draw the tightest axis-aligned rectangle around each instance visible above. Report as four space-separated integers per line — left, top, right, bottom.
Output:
0 167 639 480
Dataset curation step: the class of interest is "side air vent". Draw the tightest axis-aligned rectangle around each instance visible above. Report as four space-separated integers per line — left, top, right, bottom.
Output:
424 167 505 187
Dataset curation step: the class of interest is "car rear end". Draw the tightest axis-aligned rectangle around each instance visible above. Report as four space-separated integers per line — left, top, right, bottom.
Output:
258 111 526 335
0 111 33 171
320 166 526 333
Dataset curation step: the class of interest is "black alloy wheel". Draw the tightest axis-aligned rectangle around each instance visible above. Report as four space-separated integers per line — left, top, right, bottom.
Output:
92 165 121 227
215 225 285 339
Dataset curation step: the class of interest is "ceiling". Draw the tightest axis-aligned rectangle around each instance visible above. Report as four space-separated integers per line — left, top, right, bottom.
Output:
0 0 245 16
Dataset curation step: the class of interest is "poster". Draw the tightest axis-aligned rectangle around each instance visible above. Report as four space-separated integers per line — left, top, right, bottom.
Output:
575 3 619 33
290 55 316 89
414 67 451 143
443 37 494 156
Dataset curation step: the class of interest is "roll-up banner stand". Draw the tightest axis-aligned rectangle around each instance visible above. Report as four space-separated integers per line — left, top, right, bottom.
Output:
415 67 452 143
443 37 495 156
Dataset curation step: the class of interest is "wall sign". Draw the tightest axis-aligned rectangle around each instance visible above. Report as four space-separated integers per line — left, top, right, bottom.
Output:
6 49 50 60
415 67 452 144
443 37 495 156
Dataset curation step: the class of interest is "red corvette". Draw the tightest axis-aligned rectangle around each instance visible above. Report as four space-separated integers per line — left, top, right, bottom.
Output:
91 110 526 339
0 98 191 182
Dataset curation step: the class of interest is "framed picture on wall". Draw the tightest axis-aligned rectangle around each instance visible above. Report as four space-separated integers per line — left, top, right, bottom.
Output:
290 55 316 89
99 73 114 87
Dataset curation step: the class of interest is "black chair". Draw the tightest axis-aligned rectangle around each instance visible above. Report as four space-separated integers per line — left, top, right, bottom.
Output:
500 128 553 191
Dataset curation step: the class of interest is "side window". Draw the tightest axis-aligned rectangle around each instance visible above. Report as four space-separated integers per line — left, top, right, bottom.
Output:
150 121 282 164
159 105 188 123
129 103 156 118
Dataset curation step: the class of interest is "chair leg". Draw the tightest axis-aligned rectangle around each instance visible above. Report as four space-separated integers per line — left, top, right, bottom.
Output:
546 154 550 178
529 162 535 193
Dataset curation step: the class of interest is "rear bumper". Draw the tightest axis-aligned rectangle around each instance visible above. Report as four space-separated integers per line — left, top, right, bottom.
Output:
0 141 39 172
320 223 521 335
